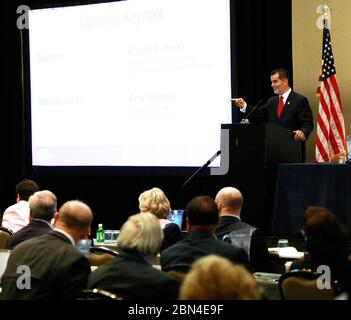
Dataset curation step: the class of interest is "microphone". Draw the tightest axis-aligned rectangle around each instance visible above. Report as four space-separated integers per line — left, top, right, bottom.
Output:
182 150 221 188
240 99 264 124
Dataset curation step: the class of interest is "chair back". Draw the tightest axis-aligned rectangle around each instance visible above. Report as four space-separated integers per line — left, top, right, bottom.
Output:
90 246 119 256
163 263 191 274
223 227 255 259
166 270 187 283
0 249 11 283
163 264 191 283
77 288 122 300
0 228 12 249
279 270 336 300
88 252 116 266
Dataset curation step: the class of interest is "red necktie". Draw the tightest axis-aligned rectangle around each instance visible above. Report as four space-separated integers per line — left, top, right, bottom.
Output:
277 95 284 119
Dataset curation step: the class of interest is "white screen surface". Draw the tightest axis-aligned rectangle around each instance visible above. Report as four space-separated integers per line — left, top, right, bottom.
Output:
29 0 231 167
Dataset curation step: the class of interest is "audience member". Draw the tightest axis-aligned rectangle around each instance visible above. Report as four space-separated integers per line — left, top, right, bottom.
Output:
161 196 249 272
6 190 57 249
179 255 261 300
139 187 182 251
290 207 351 294
1 179 39 233
0 200 93 300
215 186 278 272
87 212 180 299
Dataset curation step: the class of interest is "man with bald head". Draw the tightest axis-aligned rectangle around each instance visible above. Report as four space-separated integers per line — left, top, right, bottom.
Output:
215 186 255 239
215 187 276 273
0 200 93 300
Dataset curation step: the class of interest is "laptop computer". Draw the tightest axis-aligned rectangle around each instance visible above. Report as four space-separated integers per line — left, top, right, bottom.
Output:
168 209 184 230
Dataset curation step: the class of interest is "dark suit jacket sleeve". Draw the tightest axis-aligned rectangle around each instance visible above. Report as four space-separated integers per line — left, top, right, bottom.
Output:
236 103 266 124
231 246 249 265
57 256 91 299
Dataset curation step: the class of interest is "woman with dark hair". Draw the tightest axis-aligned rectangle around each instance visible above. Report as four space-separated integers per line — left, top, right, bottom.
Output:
290 207 351 294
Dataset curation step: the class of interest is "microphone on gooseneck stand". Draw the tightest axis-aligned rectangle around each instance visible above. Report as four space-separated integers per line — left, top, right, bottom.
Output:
240 99 264 124
182 150 221 188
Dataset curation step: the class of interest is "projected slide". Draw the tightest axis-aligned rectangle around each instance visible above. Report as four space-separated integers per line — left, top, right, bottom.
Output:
28 0 231 167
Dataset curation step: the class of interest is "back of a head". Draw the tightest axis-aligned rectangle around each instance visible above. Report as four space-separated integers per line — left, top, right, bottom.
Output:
138 187 171 219
215 187 243 214
179 255 260 300
57 200 93 232
16 179 40 201
304 207 350 266
186 196 218 226
29 190 57 221
118 212 163 256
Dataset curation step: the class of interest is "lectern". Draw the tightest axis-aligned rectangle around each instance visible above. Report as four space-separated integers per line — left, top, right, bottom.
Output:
210 123 302 229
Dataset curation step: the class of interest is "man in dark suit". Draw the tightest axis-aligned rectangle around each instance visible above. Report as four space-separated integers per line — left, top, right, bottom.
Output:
6 190 57 249
0 200 93 300
87 212 180 299
232 68 313 160
160 196 249 272
214 187 283 273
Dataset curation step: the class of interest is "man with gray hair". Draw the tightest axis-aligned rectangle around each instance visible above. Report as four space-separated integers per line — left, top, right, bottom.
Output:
6 190 57 249
87 212 180 299
0 200 93 300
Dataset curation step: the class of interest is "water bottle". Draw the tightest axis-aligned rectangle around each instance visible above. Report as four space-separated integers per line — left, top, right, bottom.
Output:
96 223 105 243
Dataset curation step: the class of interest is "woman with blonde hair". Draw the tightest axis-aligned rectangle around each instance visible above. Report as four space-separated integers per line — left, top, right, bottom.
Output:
139 187 182 251
179 255 261 300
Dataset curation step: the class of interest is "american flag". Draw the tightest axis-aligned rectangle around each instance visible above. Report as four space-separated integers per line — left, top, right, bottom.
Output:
315 21 345 162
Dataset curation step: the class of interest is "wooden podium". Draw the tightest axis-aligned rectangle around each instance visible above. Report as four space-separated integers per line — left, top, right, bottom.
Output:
210 123 302 230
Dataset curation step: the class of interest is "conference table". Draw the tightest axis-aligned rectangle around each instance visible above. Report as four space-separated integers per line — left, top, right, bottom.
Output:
272 163 351 234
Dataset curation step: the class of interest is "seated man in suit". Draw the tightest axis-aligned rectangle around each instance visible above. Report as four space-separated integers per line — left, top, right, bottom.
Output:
0 200 93 300
160 195 249 272
215 186 279 273
6 190 57 249
87 212 180 299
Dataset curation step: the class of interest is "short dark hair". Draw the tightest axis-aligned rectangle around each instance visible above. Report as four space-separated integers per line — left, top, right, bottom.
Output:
186 196 218 226
16 179 40 201
271 68 290 84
